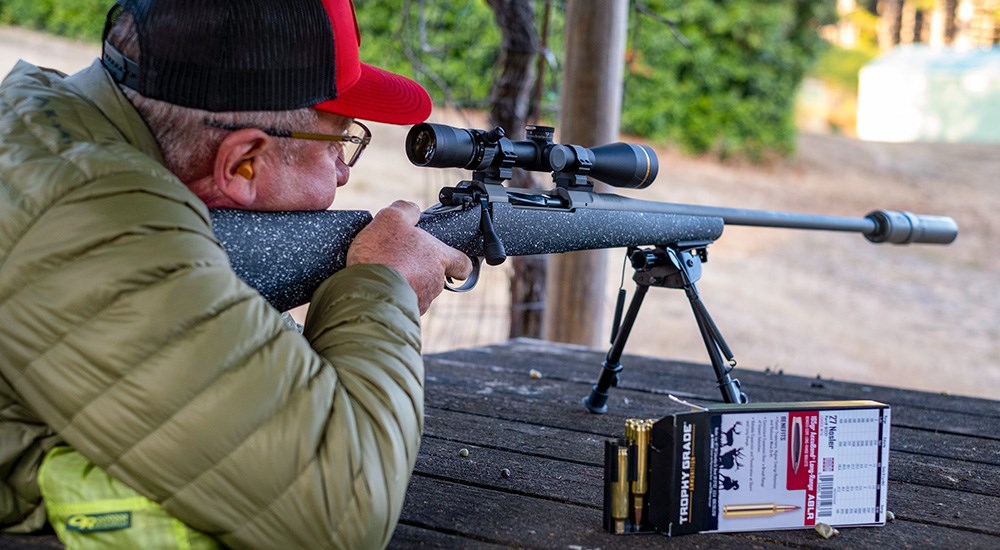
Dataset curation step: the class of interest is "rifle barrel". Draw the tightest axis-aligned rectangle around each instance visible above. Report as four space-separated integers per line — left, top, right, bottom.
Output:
585 194 958 245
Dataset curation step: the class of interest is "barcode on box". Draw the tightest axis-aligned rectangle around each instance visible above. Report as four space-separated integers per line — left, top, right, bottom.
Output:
818 473 835 517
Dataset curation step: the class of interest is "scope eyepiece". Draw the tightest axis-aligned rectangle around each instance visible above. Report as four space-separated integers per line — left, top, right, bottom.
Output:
405 123 658 189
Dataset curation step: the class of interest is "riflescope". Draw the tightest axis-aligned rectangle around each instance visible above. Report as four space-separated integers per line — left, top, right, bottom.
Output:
405 123 658 189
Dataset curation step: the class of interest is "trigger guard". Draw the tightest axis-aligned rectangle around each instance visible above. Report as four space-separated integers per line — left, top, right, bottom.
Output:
446 257 482 292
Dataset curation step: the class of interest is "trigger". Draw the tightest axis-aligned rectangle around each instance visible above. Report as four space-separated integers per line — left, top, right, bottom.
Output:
446 257 482 292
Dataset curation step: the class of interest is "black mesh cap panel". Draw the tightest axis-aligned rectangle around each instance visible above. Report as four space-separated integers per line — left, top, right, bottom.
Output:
116 0 338 112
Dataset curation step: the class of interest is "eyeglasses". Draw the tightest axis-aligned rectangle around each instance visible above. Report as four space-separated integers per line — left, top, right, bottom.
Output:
203 118 372 167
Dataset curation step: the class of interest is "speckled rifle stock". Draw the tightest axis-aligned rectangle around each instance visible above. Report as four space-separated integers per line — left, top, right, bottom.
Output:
210 203 725 312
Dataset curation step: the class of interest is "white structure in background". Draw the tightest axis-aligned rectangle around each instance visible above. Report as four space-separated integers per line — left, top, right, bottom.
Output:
857 45 1000 142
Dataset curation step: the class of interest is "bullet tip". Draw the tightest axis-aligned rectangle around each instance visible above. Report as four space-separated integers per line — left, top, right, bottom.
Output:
633 496 645 525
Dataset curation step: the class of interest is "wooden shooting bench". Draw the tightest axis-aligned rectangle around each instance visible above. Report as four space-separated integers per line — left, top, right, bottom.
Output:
3 338 998 549
389 338 999 549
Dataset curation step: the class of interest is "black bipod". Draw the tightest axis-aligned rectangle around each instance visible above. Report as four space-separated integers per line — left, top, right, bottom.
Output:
582 242 749 413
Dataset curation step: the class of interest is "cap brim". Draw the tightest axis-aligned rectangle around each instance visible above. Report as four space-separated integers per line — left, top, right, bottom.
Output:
313 63 432 125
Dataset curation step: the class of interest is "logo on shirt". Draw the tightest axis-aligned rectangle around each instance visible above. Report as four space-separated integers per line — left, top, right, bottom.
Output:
66 512 132 532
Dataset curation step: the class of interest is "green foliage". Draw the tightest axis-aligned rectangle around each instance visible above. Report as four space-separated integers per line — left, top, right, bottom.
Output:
622 0 836 158
0 0 53 32
810 45 876 91
0 0 107 41
0 0 834 158
354 0 503 109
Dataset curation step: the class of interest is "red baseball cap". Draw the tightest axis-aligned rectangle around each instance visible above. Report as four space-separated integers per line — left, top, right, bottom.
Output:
101 0 432 125
313 0 432 124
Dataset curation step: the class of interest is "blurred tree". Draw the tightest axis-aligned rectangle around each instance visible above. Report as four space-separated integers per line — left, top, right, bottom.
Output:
484 0 550 339
877 0 904 48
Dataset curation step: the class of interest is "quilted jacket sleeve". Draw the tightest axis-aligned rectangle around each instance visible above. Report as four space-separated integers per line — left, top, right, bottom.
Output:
2 174 423 549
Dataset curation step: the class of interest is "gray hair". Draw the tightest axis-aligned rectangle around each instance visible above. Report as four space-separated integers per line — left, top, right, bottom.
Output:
108 11 317 183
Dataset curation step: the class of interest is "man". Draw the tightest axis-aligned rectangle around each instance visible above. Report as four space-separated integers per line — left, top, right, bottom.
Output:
0 0 471 548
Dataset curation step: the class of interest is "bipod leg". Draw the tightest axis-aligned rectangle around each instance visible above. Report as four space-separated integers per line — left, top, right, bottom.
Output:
666 248 748 404
583 283 650 414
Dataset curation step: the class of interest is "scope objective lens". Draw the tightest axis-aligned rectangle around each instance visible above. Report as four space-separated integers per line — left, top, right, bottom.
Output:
409 130 436 166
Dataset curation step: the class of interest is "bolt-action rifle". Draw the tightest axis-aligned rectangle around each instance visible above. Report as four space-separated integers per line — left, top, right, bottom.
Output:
209 123 958 411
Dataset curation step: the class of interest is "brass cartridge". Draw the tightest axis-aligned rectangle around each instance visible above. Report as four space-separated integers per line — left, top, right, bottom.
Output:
610 446 630 533
626 419 652 525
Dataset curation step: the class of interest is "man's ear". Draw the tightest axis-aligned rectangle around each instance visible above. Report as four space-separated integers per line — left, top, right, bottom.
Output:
213 129 271 207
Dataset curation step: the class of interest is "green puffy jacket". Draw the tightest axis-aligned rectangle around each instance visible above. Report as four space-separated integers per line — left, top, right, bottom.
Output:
0 60 424 549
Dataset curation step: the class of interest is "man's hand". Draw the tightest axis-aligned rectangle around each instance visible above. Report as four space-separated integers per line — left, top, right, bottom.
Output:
347 200 473 314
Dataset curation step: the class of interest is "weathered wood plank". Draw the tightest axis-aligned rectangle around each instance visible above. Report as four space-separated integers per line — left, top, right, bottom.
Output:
887 482 1000 536
400 475 797 549
432 339 1000 419
426 344 1000 436
400 475 1000 549
890 426 1000 464
424 408 605 464
414 435 602 507
388 524 509 549
889 453 1000 497
753 519 1000 549
442 343 1000 432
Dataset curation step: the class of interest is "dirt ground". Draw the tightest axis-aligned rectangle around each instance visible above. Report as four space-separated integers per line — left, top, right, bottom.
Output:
4 27 997 401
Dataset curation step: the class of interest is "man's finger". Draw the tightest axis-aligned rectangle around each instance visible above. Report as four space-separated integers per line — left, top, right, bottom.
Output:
380 200 421 226
443 248 474 281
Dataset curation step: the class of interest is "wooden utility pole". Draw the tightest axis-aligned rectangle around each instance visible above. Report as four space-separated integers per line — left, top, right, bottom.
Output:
542 0 629 347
